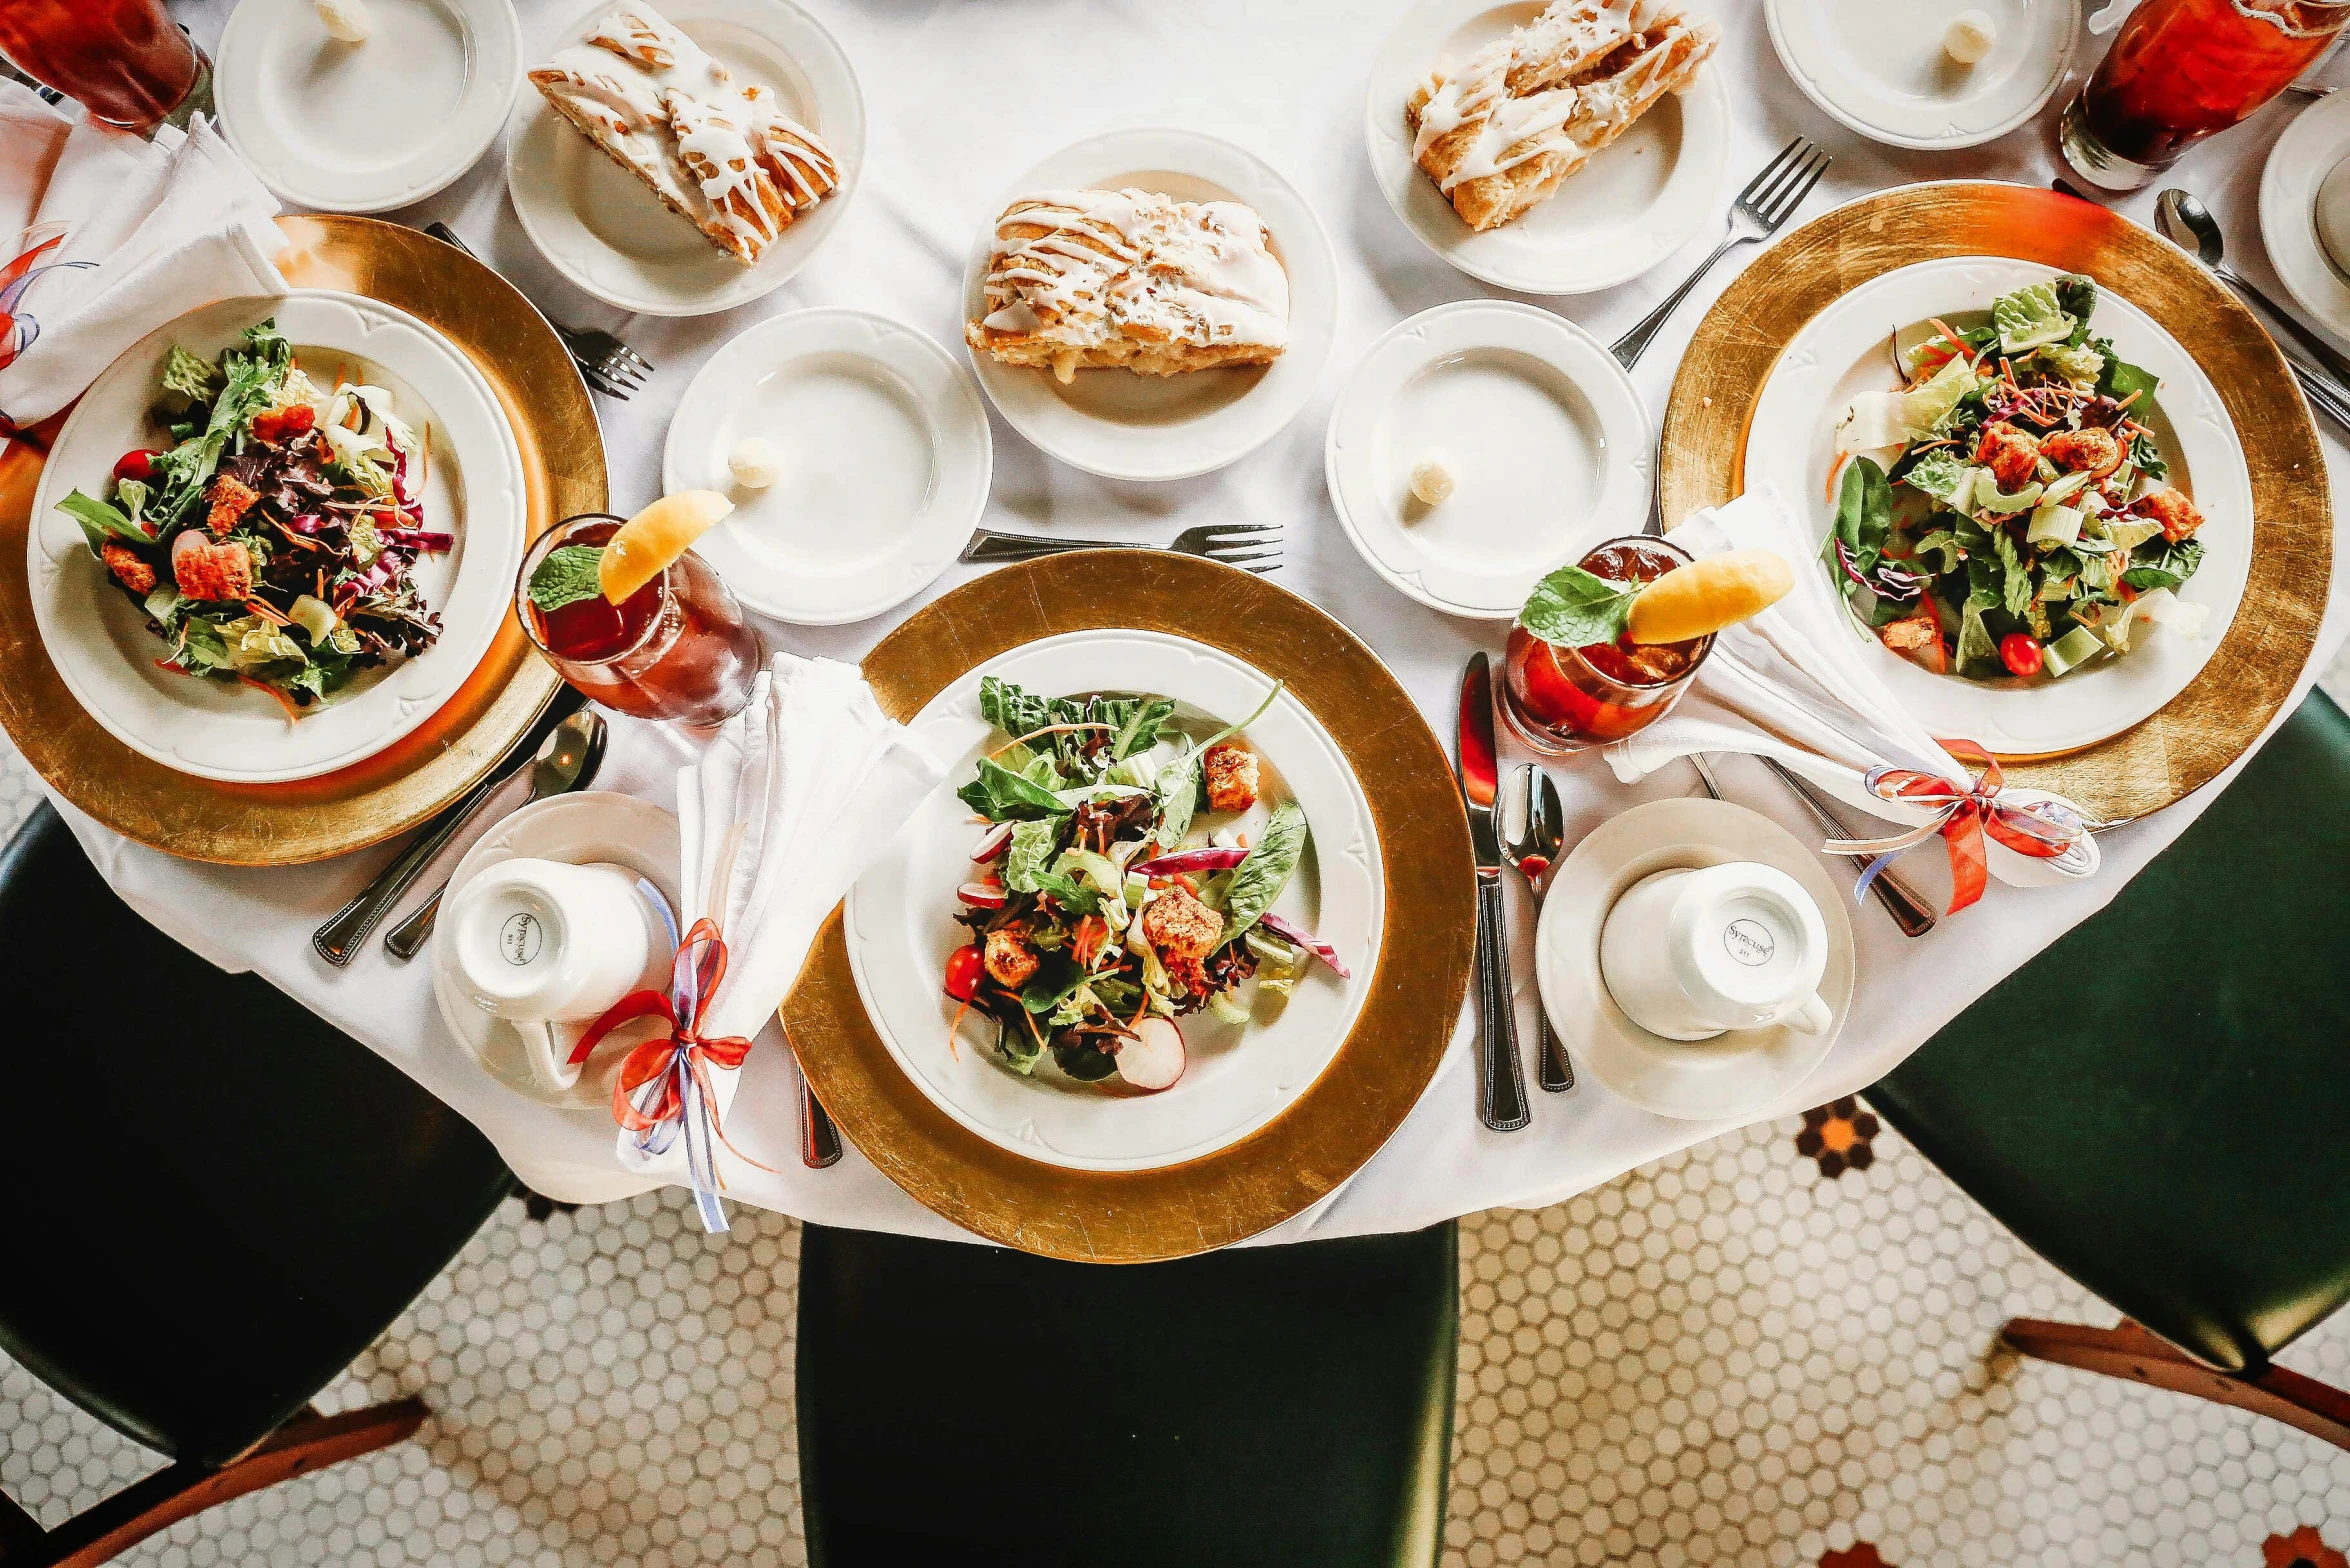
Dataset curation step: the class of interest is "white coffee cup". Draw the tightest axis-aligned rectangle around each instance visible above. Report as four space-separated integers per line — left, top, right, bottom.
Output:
1598 861 1832 1042
446 858 658 1093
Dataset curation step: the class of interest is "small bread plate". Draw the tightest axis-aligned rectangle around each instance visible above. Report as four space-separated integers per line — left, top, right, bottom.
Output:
27 289 526 785
846 629 1381 1172
431 792 681 1111
2261 92 2350 349
1362 0 1731 296
1325 300 1650 620
506 0 864 317
1764 0 2079 152
215 0 523 214
1536 797 1855 1123
661 309 990 626
1742 254 2251 759
960 127 1339 482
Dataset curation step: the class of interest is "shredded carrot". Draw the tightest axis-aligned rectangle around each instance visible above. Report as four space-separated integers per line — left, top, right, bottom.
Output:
987 722 1112 760
946 1000 969 1062
243 597 291 627
235 673 303 721
1928 318 1973 360
1824 451 1850 507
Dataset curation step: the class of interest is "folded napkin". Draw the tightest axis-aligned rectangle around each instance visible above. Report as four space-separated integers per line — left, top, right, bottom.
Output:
0 82 284 432
1608 485 2100 907
601 655 944 1231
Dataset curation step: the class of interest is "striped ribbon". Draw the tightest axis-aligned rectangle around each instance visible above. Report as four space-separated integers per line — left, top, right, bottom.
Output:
1821 740 2090 915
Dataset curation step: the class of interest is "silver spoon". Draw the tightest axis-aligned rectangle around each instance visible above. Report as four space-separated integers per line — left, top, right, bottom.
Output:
1498 765 1573 1093
2154 188 2350 389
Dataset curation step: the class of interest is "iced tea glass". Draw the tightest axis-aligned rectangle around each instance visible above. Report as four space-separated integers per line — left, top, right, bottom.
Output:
0 0 211 134
1499 537 1714 755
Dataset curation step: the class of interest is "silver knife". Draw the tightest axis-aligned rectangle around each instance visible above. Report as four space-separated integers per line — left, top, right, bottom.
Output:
1457 653 1530 1132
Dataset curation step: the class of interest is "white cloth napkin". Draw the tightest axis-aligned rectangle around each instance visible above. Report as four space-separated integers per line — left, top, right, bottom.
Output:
0 82 284 431
1607 485 2101 893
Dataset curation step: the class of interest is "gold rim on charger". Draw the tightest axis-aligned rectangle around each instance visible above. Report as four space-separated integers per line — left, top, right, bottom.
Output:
1658 180 2333 823
0 216 606 864
781 550 1477 1263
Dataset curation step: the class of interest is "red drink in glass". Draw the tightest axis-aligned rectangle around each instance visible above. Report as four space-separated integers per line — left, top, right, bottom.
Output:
1499 538 1713 755
2062 0 2350 189
0 0 210 134
516 515 766 727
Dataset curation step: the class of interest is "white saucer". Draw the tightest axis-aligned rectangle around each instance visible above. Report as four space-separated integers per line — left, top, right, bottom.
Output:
959 127 1339 482
1362 0 1731 296
431 791 682 1111
1324 301 1650 621
1535 798 1855 1123
2262 93 2350 350
1765 0 2079 151
505 0 863 317
215 0 522 214
662 309 992 626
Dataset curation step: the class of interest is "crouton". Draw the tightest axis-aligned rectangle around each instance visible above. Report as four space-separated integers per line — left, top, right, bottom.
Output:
171 532 254 602
1880 615 1938 653
1973 422 2041 492
205 475 259 537
1142 884 1223 993
982 926 1039 991
2040 427 2122 478
2138 486 2204 544
100 541 157 597
1202 742 1260 813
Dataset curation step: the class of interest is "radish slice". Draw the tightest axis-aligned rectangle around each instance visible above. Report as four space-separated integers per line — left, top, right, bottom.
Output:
1131 847 1250 876
1115 1017 1186 1092
970 822 1015 863
1258 912 1351 979
956 882 1007 909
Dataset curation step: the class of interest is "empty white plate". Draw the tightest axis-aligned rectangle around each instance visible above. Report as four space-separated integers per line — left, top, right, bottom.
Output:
505 0 863 317
216 0 522 213
661 308 991 627
1325 301 1650 621
1363 0 1731 296
1765 0 2080 151
2261 93 2350 349
959 127 1339 482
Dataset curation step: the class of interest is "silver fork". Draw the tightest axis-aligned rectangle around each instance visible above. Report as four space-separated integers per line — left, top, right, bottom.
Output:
959 523 1281 573
1499 765 1574 1093
424 223 652 400
1611 137 1834 371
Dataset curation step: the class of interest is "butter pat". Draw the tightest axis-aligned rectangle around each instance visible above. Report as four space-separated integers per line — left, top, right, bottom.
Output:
1944 9 1997 65
727 437 785 490
315 0 373 42
1408 458 1455 507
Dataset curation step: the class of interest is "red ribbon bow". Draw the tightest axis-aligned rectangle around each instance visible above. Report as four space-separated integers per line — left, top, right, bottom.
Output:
1855 740 2084 913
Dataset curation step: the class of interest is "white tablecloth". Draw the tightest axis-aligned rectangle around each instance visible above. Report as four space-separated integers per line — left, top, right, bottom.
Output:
41 0 2350 1242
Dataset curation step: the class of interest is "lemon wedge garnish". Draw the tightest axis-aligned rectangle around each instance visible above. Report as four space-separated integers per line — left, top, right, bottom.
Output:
1625 549 1793 645
598 490 733 605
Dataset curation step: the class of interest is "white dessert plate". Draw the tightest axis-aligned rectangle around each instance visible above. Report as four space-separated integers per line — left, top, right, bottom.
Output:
505 0 864 317
959 128 1339 482
844 629 1383 1173
432 792 682 1111
662 309 991 626
1742 255 2251 758
28 290 526 784
1326 301 1650 620
1363 0 1731 296
1536 797 1854 1123
216 0 523 214
1764 0 2079 152
2261 93 2350 350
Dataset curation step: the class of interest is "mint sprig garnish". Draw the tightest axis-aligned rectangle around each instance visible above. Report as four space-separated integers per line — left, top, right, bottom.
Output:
1520 564 1641 649
526 544 605 613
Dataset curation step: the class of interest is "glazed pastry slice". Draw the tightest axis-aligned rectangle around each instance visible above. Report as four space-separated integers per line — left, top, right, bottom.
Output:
740 84 841 217
662 88 792 264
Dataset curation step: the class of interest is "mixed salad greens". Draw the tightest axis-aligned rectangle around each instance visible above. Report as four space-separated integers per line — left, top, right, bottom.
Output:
59 320 451 717
943 677 1347 1095
1825 274 2210 683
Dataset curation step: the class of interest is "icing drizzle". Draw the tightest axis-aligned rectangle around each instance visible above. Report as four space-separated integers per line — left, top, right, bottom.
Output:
982 188 1289 352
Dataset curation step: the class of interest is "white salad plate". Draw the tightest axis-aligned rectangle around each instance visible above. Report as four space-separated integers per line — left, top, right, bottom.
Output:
959 127 1339 482
1742 255 2252 758
1536 797 1854 1123
1325 300 1650 621
431 792 682 1112
505 0 864 318
1764 0 2079 152
28 290 526 784
844 629 1383 1173
216 0 523 214
662 309 991 626
1362 0 1731 296
2261 93 2350 350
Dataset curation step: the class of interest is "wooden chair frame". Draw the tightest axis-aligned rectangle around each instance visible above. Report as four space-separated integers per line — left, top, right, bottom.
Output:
2002 1318 2350 1452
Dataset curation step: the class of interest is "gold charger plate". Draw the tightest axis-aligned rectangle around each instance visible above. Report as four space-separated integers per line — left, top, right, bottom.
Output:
781 551 1477 1263
1658 181 2333 823
0 216 605 864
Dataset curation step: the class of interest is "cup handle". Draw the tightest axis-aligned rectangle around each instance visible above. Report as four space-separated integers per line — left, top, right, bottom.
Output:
516 1018 585 1094
1787 992 1833 1036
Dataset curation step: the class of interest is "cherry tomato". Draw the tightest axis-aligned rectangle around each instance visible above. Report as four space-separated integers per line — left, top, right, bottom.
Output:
251 408 287 443
1999 633 2044 679
112 449 157 483
277 402 316 435
943 945 986 1003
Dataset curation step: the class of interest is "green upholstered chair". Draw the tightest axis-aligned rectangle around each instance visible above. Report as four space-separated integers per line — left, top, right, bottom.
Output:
0 804 518 1568
795 1221 1458 1567
1867 688 2350 1450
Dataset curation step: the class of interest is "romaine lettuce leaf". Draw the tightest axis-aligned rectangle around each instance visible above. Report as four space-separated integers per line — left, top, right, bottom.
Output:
1993 282 2077 353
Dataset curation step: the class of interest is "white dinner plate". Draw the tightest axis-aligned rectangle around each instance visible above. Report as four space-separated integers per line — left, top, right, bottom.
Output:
2261 93 2350 350
1764 0 2079 152
505 0 863 317
1362 0 1731 296
216 0 522 213
1325 300 1650 620
662 309 991 626
28 291 526 783
1742 255 2252 758
1536 797 1854 1123
844 629 1384 1173
959 128 1339 482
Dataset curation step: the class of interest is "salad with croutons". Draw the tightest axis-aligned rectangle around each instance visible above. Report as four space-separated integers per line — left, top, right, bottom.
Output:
1825 274 2209 683
943 678 1347 1095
